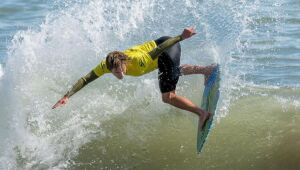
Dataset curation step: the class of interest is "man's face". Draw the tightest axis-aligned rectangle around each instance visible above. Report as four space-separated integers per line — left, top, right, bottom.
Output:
111 65 124 79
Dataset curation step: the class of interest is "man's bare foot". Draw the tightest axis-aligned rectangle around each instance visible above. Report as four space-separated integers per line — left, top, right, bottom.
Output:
199 110 211 129
204 64 217 85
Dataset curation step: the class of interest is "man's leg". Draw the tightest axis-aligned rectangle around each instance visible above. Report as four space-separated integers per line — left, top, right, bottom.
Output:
162 90 210 128
155 36 210 128
179 64 216 84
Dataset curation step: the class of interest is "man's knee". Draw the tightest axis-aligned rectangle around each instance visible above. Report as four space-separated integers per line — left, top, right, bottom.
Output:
161 92 176 104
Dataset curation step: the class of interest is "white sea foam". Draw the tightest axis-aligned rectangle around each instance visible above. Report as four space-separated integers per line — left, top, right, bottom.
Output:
0 0 169 168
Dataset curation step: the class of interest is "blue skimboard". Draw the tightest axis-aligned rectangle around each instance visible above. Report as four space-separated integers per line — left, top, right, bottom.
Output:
197 64 220 153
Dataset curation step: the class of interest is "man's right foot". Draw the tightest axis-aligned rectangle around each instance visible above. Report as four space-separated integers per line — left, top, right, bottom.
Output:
199 110 211 129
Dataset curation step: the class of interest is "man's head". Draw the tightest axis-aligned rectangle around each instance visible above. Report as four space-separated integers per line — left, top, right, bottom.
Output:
106 51 128 79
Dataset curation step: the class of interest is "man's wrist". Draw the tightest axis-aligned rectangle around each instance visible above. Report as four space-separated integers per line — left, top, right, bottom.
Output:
176 35 184 41
179 35 184 41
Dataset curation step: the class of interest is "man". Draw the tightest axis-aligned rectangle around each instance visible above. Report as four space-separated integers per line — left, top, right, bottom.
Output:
52 27 215 128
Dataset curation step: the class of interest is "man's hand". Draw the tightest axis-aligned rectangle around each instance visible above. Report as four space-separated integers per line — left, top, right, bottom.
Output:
181 27 197 40
52 96 69 109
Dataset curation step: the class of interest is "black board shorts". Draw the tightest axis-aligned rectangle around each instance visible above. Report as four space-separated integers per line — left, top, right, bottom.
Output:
154 36 181 93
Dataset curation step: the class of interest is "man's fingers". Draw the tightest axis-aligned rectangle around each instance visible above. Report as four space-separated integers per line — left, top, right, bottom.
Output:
52 99 64 109
52 102 59 109
188 28 196 35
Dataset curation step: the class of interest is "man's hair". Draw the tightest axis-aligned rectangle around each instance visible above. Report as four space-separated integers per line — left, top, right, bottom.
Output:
105 51 128 71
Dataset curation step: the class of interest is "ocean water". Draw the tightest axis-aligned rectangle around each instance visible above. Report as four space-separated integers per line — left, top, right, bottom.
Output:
0 0 299 169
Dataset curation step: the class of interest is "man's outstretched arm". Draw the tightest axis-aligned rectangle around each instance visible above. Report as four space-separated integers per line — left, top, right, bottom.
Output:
64 71 98 98
52 70 98 109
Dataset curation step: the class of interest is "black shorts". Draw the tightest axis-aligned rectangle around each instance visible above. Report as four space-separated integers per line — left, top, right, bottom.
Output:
155 36 181 93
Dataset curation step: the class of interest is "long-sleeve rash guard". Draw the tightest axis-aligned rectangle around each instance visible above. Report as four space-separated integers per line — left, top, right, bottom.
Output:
64 35 183 97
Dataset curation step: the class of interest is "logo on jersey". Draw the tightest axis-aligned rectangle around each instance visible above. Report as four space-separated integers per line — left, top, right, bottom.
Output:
139 60 145 67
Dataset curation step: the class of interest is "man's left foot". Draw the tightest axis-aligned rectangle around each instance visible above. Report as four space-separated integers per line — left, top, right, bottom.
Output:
204 64 217 85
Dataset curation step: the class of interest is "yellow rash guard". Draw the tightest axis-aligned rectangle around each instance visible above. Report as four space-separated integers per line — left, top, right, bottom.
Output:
93 40 158 77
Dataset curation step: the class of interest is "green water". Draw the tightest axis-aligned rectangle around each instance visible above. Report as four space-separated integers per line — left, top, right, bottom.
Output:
69 92 300 170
